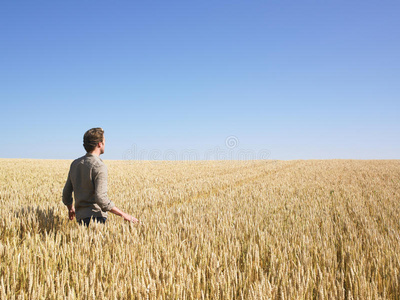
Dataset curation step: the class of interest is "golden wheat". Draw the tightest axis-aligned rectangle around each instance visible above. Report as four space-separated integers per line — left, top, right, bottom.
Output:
0 159 399 299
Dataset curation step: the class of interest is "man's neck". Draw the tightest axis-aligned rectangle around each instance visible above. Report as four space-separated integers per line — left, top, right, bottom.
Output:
88 150 101 157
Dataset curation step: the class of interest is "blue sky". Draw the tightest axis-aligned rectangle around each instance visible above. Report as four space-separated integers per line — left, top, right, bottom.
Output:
1 1 399 160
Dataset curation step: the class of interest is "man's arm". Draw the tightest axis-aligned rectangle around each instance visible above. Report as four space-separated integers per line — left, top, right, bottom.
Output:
62 170 75 220
109 206 139 223
94 165 139 223
62 170 73 206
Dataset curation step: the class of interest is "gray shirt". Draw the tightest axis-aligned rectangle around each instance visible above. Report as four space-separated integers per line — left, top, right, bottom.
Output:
62 153 115 221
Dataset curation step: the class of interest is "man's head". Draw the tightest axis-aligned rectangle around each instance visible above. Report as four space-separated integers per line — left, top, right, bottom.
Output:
83 127 105 154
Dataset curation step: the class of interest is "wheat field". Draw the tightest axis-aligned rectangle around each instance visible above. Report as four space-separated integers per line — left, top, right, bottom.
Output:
0 159 399 299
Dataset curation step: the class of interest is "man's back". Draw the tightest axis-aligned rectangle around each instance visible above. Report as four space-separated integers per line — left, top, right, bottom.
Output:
63 153 115 221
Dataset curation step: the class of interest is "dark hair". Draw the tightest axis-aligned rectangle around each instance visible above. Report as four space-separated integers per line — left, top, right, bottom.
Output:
83 128 104 153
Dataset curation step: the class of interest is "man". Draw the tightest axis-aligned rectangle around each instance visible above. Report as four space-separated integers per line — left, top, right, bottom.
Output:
62 127 139 226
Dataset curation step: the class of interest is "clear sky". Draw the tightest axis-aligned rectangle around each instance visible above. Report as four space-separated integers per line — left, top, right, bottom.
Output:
1 1 399 160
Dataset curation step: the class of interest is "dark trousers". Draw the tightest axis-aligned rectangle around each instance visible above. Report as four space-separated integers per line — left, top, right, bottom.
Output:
78 217 107 227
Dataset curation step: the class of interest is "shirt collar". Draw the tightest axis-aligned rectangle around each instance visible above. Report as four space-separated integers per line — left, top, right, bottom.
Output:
85 152 102 161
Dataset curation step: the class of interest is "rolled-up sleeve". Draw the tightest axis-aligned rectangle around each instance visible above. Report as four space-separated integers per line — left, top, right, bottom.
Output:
62 170 73 206
93 165 115 211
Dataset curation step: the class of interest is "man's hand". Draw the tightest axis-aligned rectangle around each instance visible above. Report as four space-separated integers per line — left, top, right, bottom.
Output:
123 213 139 224
67 204 75 220
110 206 139 224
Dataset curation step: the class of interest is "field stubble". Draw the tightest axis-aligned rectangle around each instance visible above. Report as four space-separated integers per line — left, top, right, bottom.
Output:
0 159 399 299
